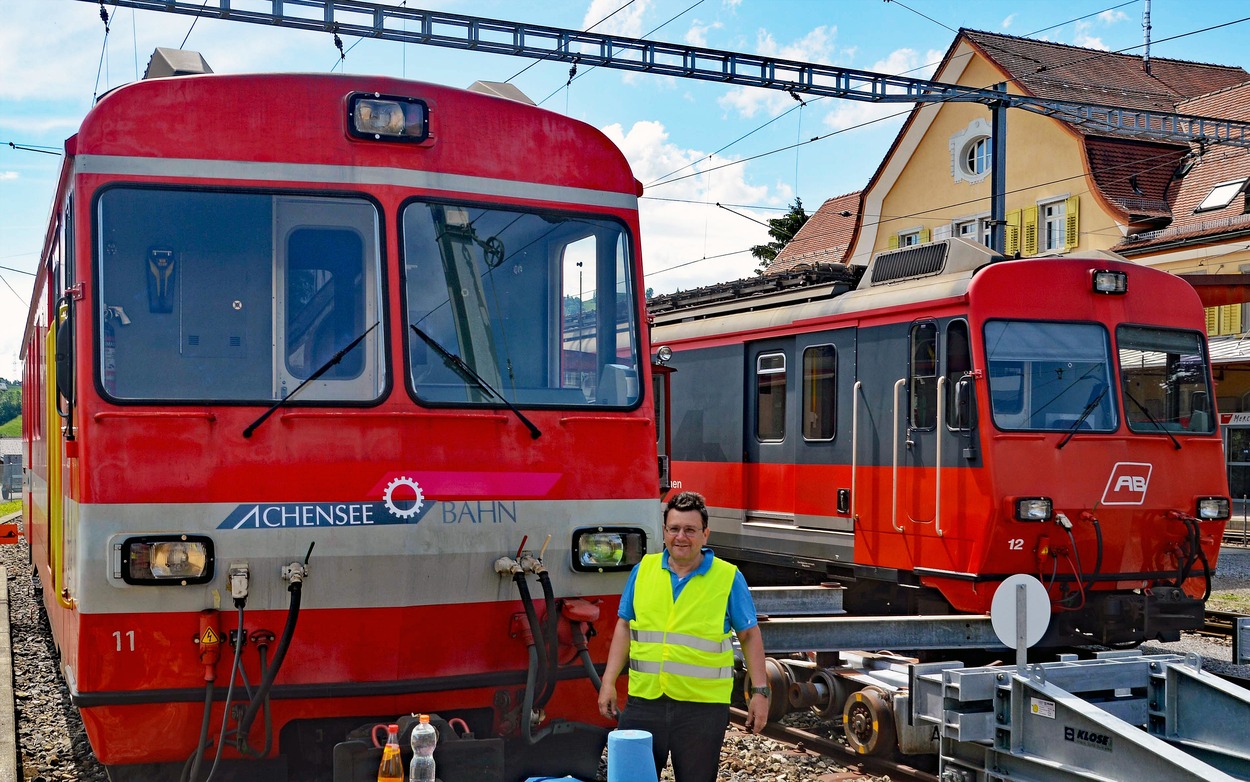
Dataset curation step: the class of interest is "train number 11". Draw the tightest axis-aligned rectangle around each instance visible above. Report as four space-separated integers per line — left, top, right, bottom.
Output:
113 630 135 652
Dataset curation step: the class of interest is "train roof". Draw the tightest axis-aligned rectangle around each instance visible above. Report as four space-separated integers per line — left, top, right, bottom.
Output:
648 239 1146 340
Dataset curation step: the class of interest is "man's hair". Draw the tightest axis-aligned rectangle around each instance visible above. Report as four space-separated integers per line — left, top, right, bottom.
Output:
664 491 709 528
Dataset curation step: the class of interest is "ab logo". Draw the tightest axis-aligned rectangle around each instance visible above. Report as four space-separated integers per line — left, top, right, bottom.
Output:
1101 462 1152 505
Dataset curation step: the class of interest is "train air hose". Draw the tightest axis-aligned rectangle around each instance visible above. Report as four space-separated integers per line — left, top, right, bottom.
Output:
183 605 245 782
236 555 308 756
514 571 551 702
535 570 560 709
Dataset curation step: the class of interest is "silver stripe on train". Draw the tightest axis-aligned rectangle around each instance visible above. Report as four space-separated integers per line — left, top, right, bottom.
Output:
73 154 639 211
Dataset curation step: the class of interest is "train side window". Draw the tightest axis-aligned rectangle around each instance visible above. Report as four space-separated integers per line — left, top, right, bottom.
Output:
910 322 937 429
802 345 836 441
945 320 972 430
756 352 786 442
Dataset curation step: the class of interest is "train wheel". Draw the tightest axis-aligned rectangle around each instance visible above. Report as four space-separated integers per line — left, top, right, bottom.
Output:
842 687 896 756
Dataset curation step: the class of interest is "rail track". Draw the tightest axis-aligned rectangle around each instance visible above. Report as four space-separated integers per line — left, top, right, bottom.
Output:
1203 608 1249 638
729 708 938 782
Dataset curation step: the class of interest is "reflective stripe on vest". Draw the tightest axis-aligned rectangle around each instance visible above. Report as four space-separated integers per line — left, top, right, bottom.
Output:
627 552 736 703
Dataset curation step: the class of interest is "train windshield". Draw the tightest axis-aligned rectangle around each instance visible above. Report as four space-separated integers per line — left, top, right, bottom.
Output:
1117 325 1214 434
96 188 385 402
402 201 640 408
984 321 1117 432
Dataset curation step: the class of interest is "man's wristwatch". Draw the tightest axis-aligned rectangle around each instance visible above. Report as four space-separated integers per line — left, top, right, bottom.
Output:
748 686 770 698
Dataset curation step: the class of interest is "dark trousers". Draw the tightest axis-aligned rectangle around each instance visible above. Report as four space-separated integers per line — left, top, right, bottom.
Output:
618 695 730 782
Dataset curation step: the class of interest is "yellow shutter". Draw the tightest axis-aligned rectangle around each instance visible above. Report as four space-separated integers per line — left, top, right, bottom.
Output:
888 234 899 250
1064 195 1080 251
1206 307 1219 336
919 227 931 244
1021 206 1038 257
1005 209 1021 256
1220 304 1243 335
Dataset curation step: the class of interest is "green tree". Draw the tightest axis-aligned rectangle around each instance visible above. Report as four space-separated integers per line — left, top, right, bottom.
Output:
0 383 20 427
751 197 809 274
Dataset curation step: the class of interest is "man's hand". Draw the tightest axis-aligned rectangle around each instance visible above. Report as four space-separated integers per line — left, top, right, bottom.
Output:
744 692 768 734
598 682 620 720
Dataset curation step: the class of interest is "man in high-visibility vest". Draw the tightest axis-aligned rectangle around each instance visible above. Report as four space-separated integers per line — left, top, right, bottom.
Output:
598 491 768 781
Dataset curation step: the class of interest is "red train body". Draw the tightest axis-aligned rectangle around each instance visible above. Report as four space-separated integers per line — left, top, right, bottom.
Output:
21 64 657 781
651 239 1230 646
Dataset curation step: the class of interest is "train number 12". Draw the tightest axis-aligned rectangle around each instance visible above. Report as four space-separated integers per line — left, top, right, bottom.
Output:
1007 539 1024 551
113 630 135 652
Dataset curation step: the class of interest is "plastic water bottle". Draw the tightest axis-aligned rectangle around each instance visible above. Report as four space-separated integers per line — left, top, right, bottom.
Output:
409 714 437 782
377 724 404 782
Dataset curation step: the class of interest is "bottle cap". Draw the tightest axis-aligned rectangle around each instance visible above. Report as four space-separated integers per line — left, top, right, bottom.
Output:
419 714 430 723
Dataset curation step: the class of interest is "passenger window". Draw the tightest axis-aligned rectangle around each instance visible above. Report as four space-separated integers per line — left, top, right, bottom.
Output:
910 322 937 429
756 352 786 442
802 345 836 441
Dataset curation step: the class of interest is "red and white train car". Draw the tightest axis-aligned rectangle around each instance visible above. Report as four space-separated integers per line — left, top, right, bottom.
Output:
651 239 1230 647
21 51 657 781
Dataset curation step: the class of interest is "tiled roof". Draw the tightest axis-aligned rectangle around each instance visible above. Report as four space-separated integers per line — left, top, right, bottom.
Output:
1114 83 1250 253
768 191 862 272
1083 137 1184 220
961 29 1249 113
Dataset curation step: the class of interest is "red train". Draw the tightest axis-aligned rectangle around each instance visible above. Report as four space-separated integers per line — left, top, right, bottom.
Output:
20 52 657 781
650 239 1230 646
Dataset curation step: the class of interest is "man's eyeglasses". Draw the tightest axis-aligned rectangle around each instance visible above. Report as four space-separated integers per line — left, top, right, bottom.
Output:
664 526 703 538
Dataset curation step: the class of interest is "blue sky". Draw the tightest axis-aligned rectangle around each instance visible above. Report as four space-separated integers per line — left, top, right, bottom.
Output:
3 0 1250 379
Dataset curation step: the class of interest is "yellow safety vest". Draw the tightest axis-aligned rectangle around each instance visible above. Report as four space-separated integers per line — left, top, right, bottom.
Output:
627 552 736 703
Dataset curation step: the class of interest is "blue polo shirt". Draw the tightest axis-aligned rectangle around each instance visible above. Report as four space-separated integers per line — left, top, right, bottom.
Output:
617 547 758 634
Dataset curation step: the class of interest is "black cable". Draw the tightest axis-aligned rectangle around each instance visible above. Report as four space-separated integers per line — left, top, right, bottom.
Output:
236 580 302 754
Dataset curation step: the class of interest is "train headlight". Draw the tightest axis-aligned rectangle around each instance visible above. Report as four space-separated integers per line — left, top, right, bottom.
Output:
348 93 429 142
1092 270 1127 294
572 527 647 572
1013 497 1053 521
1197 497 1231 520
119 535 215 585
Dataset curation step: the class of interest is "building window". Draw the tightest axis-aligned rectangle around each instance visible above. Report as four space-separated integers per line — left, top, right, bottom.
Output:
955 217 992 247
756 352 786 442
949 118 992 185
802 345 836 441
900 230 921 246
963 137 991 176
1041 199 1066 252
1196 178 1248 213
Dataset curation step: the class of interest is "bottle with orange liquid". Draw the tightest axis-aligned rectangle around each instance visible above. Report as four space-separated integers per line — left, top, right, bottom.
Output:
377 723 404 782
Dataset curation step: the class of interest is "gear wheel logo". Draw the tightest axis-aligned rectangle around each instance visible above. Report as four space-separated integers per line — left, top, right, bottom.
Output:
383 476 425 519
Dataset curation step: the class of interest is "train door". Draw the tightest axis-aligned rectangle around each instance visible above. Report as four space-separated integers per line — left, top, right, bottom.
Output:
794 329 858 535
900 319 976 535
745 339 795 521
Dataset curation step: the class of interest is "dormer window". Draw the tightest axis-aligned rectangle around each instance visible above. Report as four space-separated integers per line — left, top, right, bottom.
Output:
1196 178 1248 213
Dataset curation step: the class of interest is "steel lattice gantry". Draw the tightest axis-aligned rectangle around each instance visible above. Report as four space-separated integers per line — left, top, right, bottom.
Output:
76 0 1250 251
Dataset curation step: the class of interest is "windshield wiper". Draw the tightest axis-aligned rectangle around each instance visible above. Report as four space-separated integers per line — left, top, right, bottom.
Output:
409 323 541 440
243 322 379 439
1124 389 1182 450
1057 385 1107 449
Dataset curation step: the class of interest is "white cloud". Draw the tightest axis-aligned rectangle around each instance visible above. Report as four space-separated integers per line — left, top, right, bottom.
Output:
685 20 723 48
820 48 940 132
718 26 835 119
0 172 18 182
601 120 774 292
582 0 652 38
1001 14 1016 30
1098 10 1130 24
1072 21 1109 51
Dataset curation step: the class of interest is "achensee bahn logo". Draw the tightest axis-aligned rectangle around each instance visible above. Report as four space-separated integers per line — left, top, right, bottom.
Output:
1100 462 1152 505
